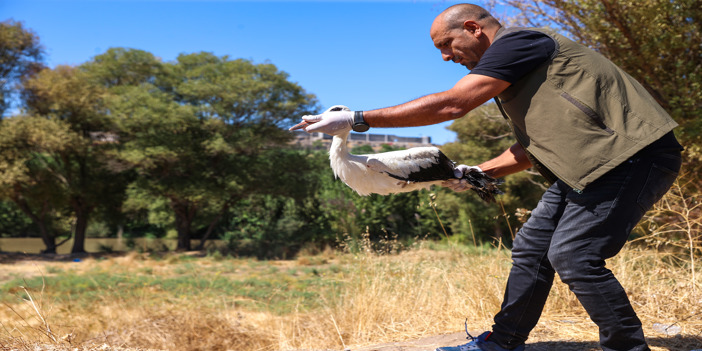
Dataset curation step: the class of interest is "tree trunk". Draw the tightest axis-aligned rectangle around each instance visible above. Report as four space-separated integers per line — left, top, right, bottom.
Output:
71 212 88 253
37 220 57 254
71 203 91 253
196 213 222 251
173 200 196 251
117 224 123 247
12 196 57 253
175 214 192 251
196 200 232 250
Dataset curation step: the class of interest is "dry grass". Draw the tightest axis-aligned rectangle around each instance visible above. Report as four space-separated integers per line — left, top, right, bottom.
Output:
0 241 700 351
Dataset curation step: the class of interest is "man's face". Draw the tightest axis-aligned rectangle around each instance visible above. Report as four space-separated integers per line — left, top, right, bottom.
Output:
430 18 483 70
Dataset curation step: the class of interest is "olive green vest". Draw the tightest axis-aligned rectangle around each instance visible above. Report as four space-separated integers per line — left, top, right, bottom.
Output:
493 28 677 192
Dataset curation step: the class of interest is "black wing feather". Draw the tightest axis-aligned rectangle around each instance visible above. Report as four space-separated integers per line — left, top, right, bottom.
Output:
385 150 455 182
384 150 504 203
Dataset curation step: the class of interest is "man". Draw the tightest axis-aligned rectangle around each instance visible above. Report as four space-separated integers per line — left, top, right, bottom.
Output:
291 4 682 351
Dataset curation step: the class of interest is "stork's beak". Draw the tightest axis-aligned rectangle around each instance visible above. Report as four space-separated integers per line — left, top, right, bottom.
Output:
289 120 310 131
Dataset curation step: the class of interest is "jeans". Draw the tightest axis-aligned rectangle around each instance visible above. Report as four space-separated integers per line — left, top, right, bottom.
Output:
490 147 682 351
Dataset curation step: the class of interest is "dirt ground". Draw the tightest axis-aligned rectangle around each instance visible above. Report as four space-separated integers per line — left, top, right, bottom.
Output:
340 332 701 351
346 332 599 351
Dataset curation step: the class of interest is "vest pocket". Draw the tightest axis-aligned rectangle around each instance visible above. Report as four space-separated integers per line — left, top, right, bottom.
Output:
560 92 614 135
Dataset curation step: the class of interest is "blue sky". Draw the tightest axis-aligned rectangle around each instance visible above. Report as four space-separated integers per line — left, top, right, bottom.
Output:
2 0 502 145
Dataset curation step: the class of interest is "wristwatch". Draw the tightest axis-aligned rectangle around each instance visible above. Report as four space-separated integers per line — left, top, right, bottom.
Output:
352 111 370 132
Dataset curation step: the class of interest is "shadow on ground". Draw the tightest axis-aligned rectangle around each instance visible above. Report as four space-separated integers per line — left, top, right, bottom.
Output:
648 335 702 351
350 332 702 351
526 336 702 351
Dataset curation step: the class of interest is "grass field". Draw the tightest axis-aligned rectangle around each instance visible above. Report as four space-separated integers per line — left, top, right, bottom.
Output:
0 241 700 351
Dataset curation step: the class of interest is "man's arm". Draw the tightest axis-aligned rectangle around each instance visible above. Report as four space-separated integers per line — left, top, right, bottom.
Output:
291 74 511 134
363 74 511 128
479 142 532 178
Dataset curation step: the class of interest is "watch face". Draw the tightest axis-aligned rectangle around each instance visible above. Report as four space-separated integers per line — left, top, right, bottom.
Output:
353 123 370 132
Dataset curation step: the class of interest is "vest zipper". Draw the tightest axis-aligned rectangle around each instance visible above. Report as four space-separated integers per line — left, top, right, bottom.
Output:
560 92 614 135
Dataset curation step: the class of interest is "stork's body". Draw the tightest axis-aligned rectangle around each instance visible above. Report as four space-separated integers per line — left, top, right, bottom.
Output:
329 131 502 201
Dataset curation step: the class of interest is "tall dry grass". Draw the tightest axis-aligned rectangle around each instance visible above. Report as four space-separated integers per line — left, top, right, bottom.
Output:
1 239 700 351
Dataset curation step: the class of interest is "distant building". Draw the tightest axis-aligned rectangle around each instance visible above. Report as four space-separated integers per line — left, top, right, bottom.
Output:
89 131 119 144
291 131 432 151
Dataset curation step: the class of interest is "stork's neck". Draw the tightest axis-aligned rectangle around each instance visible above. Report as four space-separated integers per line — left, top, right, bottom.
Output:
330 131 350 159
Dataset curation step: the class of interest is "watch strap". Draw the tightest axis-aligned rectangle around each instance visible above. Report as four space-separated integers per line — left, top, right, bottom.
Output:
352 111 370 132
354 111 365 125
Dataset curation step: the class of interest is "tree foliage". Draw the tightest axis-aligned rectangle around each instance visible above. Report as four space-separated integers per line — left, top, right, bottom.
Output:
0 20 44 118
18 65 127 253
0 116 82 252
85 49 320 251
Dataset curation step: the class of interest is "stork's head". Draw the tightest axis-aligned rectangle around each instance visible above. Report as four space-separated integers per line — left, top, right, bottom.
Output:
322 105 352 138
327 105 353 156
327 105 351 113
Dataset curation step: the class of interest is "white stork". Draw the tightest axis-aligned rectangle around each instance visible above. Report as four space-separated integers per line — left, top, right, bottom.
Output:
328 129 502 202
293 106 503 202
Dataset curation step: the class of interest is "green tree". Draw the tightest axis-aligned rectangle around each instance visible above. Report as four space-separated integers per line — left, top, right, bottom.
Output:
22 65 128 253
90 49 319 251
0 116 81 252
0 201 34 238
350 144 375 154
217 148 344 258
0 20 44 118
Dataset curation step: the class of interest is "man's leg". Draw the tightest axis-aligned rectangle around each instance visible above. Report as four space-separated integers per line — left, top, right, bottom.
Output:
489 181 570 348
547 150 680 351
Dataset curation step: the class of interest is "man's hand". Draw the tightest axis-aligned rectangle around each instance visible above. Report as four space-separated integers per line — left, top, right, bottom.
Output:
442 165 483 192
289 105 354 135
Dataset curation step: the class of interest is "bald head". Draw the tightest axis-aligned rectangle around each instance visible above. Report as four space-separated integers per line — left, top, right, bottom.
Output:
430 4 502 69
435 4 501 32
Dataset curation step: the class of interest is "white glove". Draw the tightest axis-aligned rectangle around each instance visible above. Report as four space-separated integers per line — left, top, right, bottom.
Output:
442 165 483 192
289 105 354 135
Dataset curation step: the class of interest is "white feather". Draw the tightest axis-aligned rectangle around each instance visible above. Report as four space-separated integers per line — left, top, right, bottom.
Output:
329 131 447 196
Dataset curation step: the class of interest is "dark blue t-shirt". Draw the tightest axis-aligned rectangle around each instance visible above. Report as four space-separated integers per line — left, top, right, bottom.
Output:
469 30 557 84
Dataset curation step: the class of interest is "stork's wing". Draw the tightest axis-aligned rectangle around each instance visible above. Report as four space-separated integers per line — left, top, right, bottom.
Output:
365 147 455 182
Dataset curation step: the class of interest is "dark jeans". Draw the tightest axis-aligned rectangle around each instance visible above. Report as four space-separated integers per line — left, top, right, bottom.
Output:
490 147 681 351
